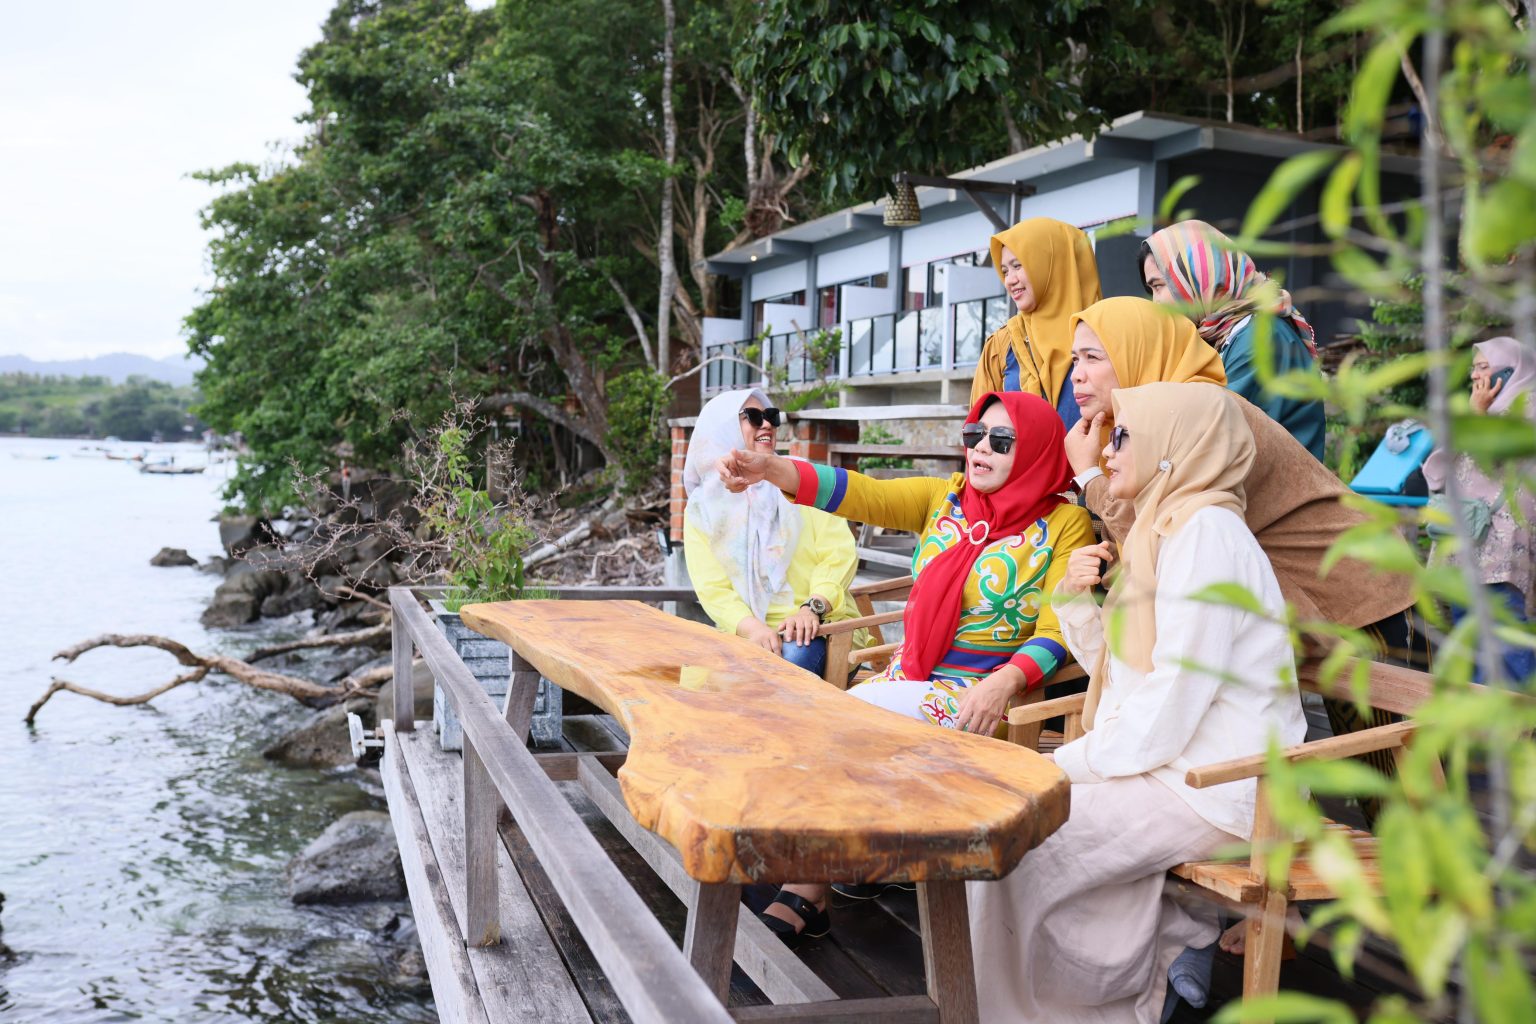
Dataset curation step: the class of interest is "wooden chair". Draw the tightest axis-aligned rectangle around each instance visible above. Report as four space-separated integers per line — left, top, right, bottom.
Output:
1005 655 1444 1005
816 574 912 689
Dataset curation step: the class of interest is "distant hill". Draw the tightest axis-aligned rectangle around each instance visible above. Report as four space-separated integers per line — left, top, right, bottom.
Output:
0 352 204 386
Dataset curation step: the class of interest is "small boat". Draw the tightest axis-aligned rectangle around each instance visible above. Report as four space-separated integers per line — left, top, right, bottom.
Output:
139 462 206 475
11 453 60 461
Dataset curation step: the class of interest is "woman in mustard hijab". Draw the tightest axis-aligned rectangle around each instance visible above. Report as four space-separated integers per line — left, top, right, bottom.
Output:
969 217 1102 427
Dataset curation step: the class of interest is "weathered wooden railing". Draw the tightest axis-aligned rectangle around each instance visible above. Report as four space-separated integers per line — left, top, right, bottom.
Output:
387 586 736 1023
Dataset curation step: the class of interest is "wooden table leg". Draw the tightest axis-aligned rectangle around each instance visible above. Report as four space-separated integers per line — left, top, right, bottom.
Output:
684 881 742 1001
917 880 980 1024
503 650 541 744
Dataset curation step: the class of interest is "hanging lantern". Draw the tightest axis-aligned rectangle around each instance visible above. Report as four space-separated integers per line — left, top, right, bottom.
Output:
883 176 921 227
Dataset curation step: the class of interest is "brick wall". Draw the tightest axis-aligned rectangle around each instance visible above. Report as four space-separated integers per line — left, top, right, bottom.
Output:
669 425 688 544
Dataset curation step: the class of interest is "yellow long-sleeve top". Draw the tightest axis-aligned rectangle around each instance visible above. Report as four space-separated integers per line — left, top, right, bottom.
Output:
684 504 860 633
789 462 1094 689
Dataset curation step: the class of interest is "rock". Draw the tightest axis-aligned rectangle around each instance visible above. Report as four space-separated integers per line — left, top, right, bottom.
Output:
149 547 198 567
286 811 405 905
309 646 386 684
198 555 230 575
260 575 323 618
218 515 272 558
377 661 437 724
263 706 355 769
201 562 287 629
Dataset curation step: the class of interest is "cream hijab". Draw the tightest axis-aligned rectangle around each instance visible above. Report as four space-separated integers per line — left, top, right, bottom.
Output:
1082 382 1257 729
682 389 801 622
989 217 1103 403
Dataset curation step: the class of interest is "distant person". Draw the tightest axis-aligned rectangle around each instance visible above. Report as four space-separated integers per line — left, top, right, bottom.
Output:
970 217 1102 428
967 382 1306 1023
717 391 1094 945
1140 220 1326 460
682 389 859 679
1424 336 1536 687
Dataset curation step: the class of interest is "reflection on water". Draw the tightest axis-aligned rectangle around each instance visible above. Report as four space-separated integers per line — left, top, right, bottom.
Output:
0 437 435 1023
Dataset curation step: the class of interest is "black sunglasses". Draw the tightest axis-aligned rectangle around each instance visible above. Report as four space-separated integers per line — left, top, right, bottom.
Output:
1110 425 1130 452
739 407 782 429
961 424 1017 455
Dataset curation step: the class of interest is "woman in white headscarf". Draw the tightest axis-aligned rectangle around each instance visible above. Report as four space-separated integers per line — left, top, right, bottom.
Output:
683 388 859 677
1423 336 1536 687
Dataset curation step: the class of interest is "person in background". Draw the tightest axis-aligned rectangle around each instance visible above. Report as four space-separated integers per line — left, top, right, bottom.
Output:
1140 219 1326 460
970 217 1103 428
717 390 1094 945
683 389 859 679
1424 336 1536 688
968 382 1307 1024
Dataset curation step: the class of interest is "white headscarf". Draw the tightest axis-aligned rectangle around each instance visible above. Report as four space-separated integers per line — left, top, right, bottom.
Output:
1475 336 1536 414
682 389 802 622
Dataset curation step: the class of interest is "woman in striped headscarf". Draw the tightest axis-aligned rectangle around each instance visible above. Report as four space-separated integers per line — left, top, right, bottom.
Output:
1140 220 1326 460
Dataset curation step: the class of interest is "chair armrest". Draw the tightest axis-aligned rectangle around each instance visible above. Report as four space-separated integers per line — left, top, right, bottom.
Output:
849 574 914 598
852 641 899 663
1184 720 1418 789
817 609 904 636
1006 692 1087 727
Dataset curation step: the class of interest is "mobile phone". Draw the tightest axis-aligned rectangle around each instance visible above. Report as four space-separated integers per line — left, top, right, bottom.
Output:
1491 366 1515 389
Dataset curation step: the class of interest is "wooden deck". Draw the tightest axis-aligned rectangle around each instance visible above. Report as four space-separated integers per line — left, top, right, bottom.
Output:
384 711 1416 1023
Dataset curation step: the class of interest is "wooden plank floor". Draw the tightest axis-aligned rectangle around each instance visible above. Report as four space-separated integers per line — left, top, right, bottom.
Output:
387 713 1421 1023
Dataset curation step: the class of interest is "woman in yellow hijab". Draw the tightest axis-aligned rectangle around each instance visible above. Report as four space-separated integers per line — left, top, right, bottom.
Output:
969 217 1102 424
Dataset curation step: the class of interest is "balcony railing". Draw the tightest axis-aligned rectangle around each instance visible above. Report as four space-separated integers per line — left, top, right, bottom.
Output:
700 298 1013 395
950 297 1013 369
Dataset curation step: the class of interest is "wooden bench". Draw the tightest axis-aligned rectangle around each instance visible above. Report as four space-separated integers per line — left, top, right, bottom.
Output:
413 597 1069 1023
1005 654 1446 1006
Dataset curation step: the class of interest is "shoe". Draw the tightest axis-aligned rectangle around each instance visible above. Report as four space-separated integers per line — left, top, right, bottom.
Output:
830 881 916 903
755 889 830 949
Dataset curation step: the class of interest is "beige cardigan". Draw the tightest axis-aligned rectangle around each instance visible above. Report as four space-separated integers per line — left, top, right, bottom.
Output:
1083 396 1415 628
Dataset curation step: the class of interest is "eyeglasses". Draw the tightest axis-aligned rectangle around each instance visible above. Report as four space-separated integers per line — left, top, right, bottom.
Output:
739 407 782 429
1110 425 1130 452
961 424 1017 455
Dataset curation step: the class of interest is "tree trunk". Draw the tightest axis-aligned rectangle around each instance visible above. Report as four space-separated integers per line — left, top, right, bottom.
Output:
656 0 678 376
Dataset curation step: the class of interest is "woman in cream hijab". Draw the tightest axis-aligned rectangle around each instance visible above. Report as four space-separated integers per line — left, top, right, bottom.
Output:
969 217 1102 426
966 382 1306 1023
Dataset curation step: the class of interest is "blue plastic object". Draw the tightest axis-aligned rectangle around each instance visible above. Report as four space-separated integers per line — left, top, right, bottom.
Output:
1350 423 1434 502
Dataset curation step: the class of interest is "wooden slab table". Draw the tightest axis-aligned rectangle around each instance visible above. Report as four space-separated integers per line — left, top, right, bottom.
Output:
461 599 1069 1022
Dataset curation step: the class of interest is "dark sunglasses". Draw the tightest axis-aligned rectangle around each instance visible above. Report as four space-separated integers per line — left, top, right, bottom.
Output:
739 407 782 429
1110 425 1130 452
961 423 1017 455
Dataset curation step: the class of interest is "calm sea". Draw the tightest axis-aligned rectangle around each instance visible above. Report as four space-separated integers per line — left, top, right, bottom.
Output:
0 436 435 1023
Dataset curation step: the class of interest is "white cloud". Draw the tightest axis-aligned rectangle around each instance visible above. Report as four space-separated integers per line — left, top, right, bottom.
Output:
0 0 336 361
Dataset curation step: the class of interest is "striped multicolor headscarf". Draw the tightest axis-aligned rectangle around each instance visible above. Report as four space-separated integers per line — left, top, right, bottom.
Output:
1141 220 1318 357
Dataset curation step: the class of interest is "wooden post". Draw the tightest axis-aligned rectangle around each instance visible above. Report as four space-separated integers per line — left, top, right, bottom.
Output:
683 881 742 1001
462 736 501 946
916 881 980 1024
1241 784 1286 1012
504 649 541 744
391 595 415 732
823 631 853 689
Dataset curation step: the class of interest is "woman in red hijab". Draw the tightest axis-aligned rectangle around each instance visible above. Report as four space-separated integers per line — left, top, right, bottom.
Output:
717 391 1094 944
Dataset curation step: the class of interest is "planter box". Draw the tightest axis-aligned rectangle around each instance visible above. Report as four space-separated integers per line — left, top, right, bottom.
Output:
429 600 562 752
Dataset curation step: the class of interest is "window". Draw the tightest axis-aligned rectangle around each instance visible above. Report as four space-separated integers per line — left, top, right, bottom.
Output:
819 273 888 326
901 250 988 311
750 290 806 336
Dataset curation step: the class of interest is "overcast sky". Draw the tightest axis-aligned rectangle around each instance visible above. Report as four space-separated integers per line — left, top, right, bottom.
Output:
0 1 339 362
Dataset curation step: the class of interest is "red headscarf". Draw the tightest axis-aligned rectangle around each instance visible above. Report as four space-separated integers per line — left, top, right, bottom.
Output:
900 392 1074 683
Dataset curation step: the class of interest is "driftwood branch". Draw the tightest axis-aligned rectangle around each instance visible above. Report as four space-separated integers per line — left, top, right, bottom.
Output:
525 519 596 568
248 622 392 662
29 633 390 723
26 667 211 725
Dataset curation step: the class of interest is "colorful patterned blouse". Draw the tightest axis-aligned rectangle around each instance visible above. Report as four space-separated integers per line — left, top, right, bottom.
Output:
790 463 1094 690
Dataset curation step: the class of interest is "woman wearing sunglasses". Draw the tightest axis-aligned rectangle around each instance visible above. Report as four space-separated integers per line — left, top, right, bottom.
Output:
717 391 1094 945
968 382 1306 1023
682 389 861 678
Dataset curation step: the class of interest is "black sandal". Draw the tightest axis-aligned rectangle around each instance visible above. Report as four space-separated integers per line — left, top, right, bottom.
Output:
755 889 830 949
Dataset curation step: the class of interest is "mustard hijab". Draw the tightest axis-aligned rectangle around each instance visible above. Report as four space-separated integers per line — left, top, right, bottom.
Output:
989 217 1102 404
1082 382 1257 729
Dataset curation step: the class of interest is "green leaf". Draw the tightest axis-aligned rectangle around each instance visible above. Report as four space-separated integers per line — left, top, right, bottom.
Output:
1241 151 1339 240
1465 178 1536 263
1187 581 1271 616
1158 175 1202 223
1345 35 1409 143
1321 154 1362 238
1211 991 1355 1024
1452 412 1536 464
